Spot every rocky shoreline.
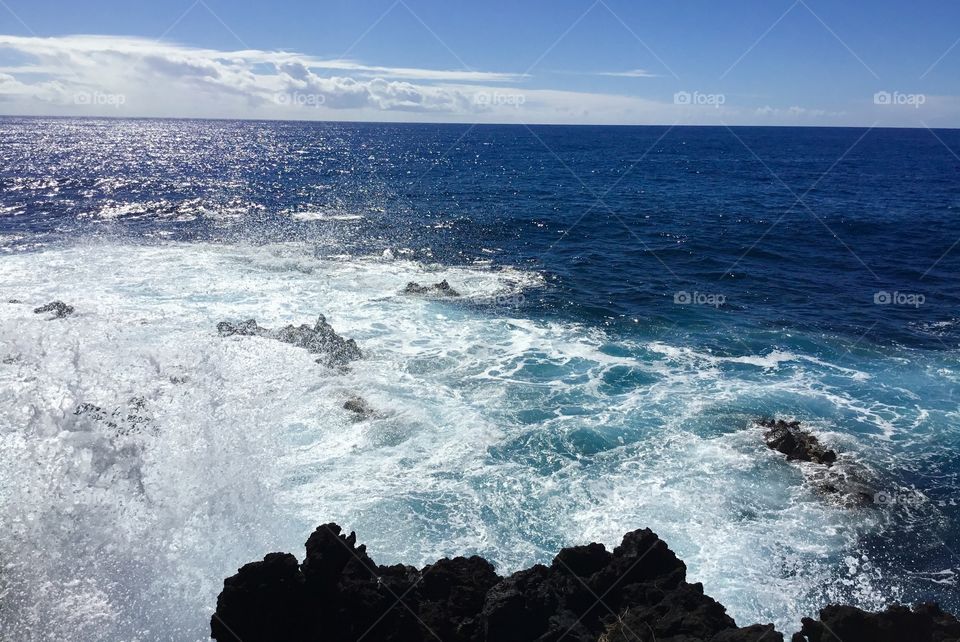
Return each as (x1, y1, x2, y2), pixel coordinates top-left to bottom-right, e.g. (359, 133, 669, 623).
(210, 523, 960, 642)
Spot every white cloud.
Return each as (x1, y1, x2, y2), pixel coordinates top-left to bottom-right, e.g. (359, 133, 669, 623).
(754, 105, 839, 119)
(595, 69, 659, 78)
(0, 34, 953, 126)
(0, 35, 524, 117)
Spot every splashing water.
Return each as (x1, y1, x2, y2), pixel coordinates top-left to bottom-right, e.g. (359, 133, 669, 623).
(2, 240, 956, 639)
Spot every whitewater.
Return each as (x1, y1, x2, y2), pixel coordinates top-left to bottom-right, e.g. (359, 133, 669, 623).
(4, 239, 948, 640)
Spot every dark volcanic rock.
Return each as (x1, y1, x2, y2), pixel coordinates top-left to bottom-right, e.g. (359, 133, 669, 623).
(711, 625, 784, 641)
(403, 279, 461, 297)
(757, 418, 877, 506)
(212, 523, 960, 642)
(759, 419, 837, 466)
(602, 601, 782, 641)
(215, 522, 499, 642)
(217, 314, 361, 367)
(212, 523, 780, 642)
(792, 602, 960, 642)
(211, 553, 310, 642)
(33, 300, 74, 319)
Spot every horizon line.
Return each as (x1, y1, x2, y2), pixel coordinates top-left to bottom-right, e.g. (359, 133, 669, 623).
(0, 113, 956, 131)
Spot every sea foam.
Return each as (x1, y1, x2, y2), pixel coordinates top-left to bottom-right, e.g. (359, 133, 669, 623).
(0, 241, 933, 639)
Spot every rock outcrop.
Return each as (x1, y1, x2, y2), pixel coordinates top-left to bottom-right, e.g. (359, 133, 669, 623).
(212, 523, 960, 641)
(33, 300, 74, 319)
(403, 280, 461, 297)
(757, 418, 876, 506)
(212, 523, 781, 642)
(217, 315, 361, 368)
(759, 419, 837, 465)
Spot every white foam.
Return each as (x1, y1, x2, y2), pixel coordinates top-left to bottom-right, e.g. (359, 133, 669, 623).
(0, 241, 909, 639)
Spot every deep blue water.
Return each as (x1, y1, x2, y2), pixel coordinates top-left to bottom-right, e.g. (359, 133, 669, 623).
(1, 117, 959, 639)
(3, 119, 959, 346)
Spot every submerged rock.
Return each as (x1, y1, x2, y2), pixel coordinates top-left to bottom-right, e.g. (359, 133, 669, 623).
(813, 473, 877, 507)
(343, 396, 376, 421)
(403, 279, 461, 297)
(217, 314, 361, 368)
(759, 419, 837, 465)
(212, 523, 781, 642)
(793, 602, 960, 642)
(33, 300, 74, 319)
(75, 396, 153, 435)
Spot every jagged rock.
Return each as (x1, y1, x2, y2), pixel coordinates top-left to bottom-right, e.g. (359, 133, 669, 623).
(212, 523, 780, 642)
(33, 300, 74, 319)
(759, 419, 837, 466)
(343, 396, 376, 421)
(217, 314, 361, 368)
(214, 523, 499, 642)
(403, 280, 461, 297)
(212, 523, 960, 642)
(792, 602, 960, 642)
(300, 523, 369, 592)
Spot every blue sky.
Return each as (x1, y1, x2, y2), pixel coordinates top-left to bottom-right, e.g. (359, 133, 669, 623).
(0, 0, 958, 126)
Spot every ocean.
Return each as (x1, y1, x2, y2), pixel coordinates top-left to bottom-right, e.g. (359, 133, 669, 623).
(1, 117, 958, 640)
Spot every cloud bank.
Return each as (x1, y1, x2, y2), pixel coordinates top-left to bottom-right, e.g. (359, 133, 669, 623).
(0, 35, 956, 126)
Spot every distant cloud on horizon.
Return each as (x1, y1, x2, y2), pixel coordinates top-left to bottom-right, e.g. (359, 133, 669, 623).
(595, 69, 660, 78)
(0, 34, 956, 127)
